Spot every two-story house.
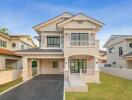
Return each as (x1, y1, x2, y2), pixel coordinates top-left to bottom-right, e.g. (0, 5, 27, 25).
(104, 35, 132, 69)
(0, 28, 36, 70)
(16, 12, 104, 92)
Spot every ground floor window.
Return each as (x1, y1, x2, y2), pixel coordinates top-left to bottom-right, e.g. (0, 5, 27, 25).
(70, 59, 87, 73)
(53, 61, 58, 68)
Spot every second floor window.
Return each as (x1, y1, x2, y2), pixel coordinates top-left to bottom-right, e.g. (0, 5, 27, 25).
(109, 47, 114, 53)
(0, 40, 7, 48)
(71, 33, 89, 46)
(21, 45, 24, 50)
(119, 47, 123, 56)
(47, 36, 60, 47)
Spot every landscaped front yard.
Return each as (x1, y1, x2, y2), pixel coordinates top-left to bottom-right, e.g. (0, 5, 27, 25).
(66, 73, 132, 100)
(0, 78, 22, 93)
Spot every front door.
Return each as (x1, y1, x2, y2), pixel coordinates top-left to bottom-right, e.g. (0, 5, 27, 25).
(70, 59, 87, 73)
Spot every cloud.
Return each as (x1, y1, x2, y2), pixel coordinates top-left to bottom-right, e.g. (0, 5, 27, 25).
(0, 1, 132, 48)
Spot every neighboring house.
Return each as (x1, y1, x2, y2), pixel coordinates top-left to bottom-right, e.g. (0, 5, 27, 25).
(99, 50, 107, 63)
(104, 35, 132, 69)
(16, 12, 104, 92)
(0, 28, 36, 70)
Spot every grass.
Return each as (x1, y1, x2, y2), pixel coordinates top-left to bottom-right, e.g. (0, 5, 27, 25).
(66, 73, 132, 100)
(0, 78, 22, 93)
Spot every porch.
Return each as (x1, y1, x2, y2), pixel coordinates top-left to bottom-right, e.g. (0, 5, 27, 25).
(64, 54, 100, 92)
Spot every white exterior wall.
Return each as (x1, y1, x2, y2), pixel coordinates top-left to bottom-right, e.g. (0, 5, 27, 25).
(40, 32, 63, 49)
(0, 34, 11, 49)
(107, 41, 127, 68)
(100, 67, 132, 80)
(0, 55, 21, 70)
(11, 40, 32, 51)
(40, 59, 64, 74)
(107, 39, 132, 68)
(0, 69, 22, 85)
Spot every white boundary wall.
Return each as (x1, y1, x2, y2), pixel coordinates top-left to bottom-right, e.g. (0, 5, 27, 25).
(0, 69, 22, 85)
(100, 67, 132, 80)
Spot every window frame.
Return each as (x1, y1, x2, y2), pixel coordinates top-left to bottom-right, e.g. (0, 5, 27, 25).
(71, 33, 89, 46)
(129, 43, 132, 48)
(12, 43, 16, 48)
(119, 47, 123, 56)
(109, 47, 114, 53)
(47, 36, 60, 47)
(53, 61, 58, 68)
(0, 39, 7, 48)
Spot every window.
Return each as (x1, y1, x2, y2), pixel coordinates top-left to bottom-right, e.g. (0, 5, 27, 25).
(129, 43, 132, 48)
(53, 61, 58, 68)
(47, 36, 60, 47)
(109, 47, 114, 53)
(12, 43, 16, 48)
(0, 40, 7, 48)
(112, 62, 116, 65)
(21, 45, 24, 50)
(119, 47, 123, 56)
(71, 33, 89, 46)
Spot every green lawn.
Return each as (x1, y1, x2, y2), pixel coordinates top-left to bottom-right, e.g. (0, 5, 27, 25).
(0, 78, 22, 93)
(66, 73, 132, 100)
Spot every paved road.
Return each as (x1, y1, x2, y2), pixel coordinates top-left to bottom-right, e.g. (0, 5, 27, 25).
(0, 74, 64, 100)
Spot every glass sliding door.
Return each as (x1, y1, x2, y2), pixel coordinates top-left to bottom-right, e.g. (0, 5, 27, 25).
(70, 59, 87, 73)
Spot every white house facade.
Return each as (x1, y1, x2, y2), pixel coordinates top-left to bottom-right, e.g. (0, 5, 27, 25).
(16, 12, 104, 92)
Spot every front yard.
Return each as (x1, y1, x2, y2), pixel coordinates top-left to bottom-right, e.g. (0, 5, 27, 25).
(66, 73, 132, 100)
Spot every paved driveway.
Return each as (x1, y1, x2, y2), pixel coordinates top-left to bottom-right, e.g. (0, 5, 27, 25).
(0, 74, 64, 100)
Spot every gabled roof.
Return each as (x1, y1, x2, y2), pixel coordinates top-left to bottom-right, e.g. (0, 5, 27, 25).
(32, 12, 73, 29)
(0, 48, 21, 57)
(99, 50, 107, 55)
(57, 13, 104, 27)
(122, 52, 132, 57)
(104, 35, 132, 48)
(10, 35, 37, 48)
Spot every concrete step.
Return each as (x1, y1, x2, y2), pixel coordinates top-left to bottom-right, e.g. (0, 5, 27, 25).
(68, 74, 88, 92)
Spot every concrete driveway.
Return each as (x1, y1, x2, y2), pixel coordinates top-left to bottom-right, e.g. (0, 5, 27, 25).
(0, 74, 64, 100)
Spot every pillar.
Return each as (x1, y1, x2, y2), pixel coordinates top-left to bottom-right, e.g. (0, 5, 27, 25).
(29, 59, 32, 79)
(22, 57, 28, 81)
(95, 57, 99, 70)
(65, 57, 68, 70)
(64, 57, 69, 80)
(37, 59, 41, 75)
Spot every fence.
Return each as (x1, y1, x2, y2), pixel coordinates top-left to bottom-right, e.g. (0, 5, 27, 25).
(0, 69, 22, 85)
(100, 67, 132, 80)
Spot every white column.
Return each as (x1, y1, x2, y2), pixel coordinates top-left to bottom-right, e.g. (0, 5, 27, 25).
(0, 56, 5, 70)
(22, 57, 28, 81)
(65, 57, 69, 70)
(29, 59, 32, 79)
(37, 59, 41, 75)
(95, 58, 99, 70)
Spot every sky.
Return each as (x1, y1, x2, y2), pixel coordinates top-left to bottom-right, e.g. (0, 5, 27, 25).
(0, 0, 132, 49)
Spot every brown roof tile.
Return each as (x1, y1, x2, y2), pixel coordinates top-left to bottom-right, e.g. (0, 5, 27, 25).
(0, 48, 21, 57)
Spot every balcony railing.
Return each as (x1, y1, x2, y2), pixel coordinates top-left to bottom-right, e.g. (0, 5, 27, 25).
(70, 40, 96, 46)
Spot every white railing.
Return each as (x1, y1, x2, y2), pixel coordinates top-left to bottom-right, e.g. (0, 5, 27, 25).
(80, 69, 97, 76)
(80, 69, 83, 79)
(68, 69, 71, 81)
(70, 40, 95, 46)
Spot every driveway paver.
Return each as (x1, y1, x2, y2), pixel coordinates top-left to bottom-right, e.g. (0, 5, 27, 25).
(0, 74, 64, 100)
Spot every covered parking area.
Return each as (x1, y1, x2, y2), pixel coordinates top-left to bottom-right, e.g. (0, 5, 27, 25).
(16, 49, 64, 81)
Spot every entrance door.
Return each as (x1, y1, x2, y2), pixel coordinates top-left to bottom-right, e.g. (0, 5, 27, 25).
(70, 59, 87, 73)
